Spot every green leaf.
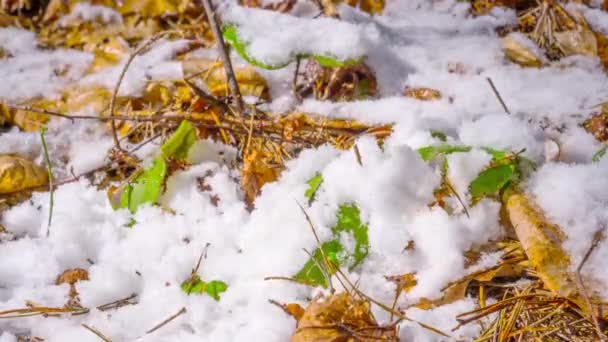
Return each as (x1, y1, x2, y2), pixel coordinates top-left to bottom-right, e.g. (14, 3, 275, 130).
(332, 204, 368, 269)
(469, 163, 516, 200)
(161, 120, 197, 160)
(204, 280, 228, 301)
(481, 147, 510, 160)
(313, 55, 361, 68)
(592, 145, 607, 162)
(181, 276, 228, 301)
(417, 144, 471, 162)
(222, 25, 290, 70)
(120, 158, 167, 213)
(294, 240, 342, 288)
(304, 173, 323, 204)
(181, 275, 205, 294)
(430, 131, 447, 142)
(293, 203, 369, 288)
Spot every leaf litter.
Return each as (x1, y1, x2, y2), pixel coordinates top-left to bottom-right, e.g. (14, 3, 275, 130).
(1, 0, 608, 341)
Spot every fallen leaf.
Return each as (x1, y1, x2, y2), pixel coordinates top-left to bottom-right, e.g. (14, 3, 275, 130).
(182, 58, 270, 100)
(0, 155, 48, 194)
(292, 292, 398, 342)
(583, 109, 608, 142)
(56, 268, 89, 285)
(502, 33, 544, 67)
(241, 148, 282, 210)
(502, 189, 575, 298)
(554, 25, 598, 57)
(403, 87, 442, 101)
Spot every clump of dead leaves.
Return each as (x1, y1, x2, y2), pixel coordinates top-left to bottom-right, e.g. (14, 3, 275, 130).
(273, 292, 398, 342)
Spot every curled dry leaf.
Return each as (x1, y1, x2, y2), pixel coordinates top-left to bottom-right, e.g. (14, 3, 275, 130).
(554, 25, 598, 57)
(241, 148, 282, 210)
(56, 268, 89, 309)
(56, 268, 89, 285)
(403, 87, 442, 101)
(291, 292, 398, 342)
(297, 59, 377, 102)
(583, 107, 608, 142)
(0, 155, 48, 194)
(502, 33, 544, 67)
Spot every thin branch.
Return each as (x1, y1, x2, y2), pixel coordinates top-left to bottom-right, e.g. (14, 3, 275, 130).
(82, 323, 113, 342)
(109, 32, 169, 151)
(575, 229, 607, 341)
(199, 0, 244, 113)
(296, 201, 335, 292)
(145, 307, 187, 335)
(486, 77, 510, 115)
(39, 128, 54, 237)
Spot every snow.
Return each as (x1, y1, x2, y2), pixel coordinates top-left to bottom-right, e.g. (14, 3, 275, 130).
(59, 3, 123, 26)
(1, 0, 608, 340)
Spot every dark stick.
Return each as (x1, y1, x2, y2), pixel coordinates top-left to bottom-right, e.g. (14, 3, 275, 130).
(199, 0, 244, 113)
(486, 77, 510, 115)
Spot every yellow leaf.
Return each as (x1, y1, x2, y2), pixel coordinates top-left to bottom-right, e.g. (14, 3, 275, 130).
(120, 0, 185, 17)
(3, 99, 59, 131)
(403, 87, 442, 101)
(55, 268, 89, 285)
(292, 292, 398, 342)
(554, 26, 598, 57)
(241, 149, 282, 210)
(502, 34, 544, 68)
(0, 155, 48, 194)
(502, 190, 576, 298)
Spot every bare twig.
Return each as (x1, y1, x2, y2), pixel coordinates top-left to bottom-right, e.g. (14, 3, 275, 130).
(575, 229, 607, 341)
(353, 144, 362, 166)
(82, 323, 113, 342)
(444, 181, 470, 218)
(199, 0, 244, 113)
(486, 77, 510, 115)
(296, 201, 335, 292)
(109, 32, 169, 151)
(39, 128, 54, 236)
(145, 307, 187, 335)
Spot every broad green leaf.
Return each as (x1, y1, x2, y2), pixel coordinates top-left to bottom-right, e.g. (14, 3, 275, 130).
(332, 204, 368, 269)
(120, 158, 167, 213)
(469, 163, 516, 200)
(161, 120, 197, 160)
(592, 145, 607, 162)
(204, 280, 228, 301)
(417, 144, 471, 162)
(304, 173, 323, 203)
(222, 25, 290, 70)
(181, 275, 206, 294)
(294, 240, 342, 288)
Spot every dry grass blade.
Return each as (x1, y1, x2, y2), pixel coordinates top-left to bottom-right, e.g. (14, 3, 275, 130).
(82, 323, 113, 342)
(145, 307, 187, 335)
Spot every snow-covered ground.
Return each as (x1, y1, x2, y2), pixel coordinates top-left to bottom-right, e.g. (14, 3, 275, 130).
(1, 0, 608, 341)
